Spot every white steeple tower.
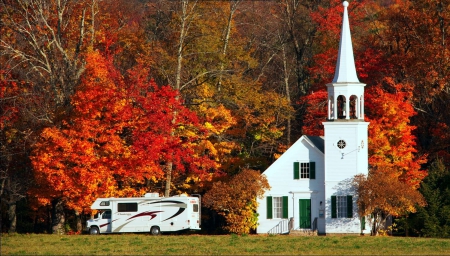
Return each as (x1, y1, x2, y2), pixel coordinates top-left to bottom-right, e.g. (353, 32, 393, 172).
(322, 1, 370, 234)
(326, 1, 365, 121)
(332, 1, 359, 84)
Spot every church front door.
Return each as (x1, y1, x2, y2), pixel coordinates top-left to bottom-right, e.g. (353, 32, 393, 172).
(299, 199, 311, 229)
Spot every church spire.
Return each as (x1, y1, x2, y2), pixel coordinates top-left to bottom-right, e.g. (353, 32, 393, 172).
(332, 1, 359, 83)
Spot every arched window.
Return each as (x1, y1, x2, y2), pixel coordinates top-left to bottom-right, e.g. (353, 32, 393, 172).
(350, 95, 358, 119)
(337, 95, 346, 119)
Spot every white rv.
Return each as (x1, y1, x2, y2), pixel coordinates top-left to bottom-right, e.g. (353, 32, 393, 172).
(85, 193, 201, 235)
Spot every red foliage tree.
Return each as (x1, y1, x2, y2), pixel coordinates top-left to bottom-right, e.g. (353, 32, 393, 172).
(31, 51, 219, 219)
(299, 90, 327, 136)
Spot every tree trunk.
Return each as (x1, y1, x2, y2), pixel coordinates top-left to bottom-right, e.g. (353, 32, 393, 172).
(51, 198, 65, 235)
(281, 43, 292, 146)
(217, 1, 240, 92)
(8, 203, 16, 233)
(165, 0, 197, 197)
(75, 210, 82, 232)
(175, 0, 196, 91)
(164, 161, 173, 197)
(372, 212, 377, 236)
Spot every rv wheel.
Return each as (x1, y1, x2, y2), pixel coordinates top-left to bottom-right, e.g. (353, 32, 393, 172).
(150, 226, 160, 236)
(89, 226, 100, 235)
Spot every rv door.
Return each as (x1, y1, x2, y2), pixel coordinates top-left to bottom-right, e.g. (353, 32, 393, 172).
(101, 210, 112, 233)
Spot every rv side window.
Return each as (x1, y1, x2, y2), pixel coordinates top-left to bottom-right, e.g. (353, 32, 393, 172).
(118, 203, 138, 212)
(193, 204, 199, 212)
(102, 210, 111, 219)
(100, 201, 110, 206)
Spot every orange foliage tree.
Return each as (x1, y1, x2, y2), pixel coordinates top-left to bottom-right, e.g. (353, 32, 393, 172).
(365, 78, 427, 189)
(353, 171, 425, 236)
(203, 169, 270, 234)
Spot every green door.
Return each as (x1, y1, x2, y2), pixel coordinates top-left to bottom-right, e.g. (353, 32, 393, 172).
(299, 199, 311, 229)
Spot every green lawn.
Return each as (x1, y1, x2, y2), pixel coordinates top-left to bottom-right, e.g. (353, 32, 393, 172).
(2, 233, 450, 255)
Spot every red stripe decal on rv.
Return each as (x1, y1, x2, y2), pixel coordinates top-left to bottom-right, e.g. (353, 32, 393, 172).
(126, 211, 162, 221)
(100, 219, 118, 228)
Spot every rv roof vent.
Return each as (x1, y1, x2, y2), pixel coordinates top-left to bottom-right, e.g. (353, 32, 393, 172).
(144, 193, 160, 198)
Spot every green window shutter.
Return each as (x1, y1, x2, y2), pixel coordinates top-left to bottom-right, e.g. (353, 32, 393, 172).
(267, 196, 273, 219)
(331, 196, 337, 218)
(310, 162, 316, 179)
(293, 162, 299, 179)
(361, 216, 366, 230)
(282, 196, 289, 219)
(347, 195, 353, 218)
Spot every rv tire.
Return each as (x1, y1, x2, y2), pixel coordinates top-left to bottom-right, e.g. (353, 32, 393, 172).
(89, 226, 100, 235)
(150, 226, 160, 236)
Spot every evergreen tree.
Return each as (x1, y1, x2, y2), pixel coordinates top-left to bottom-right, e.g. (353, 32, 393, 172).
(411, 159, 450, 237)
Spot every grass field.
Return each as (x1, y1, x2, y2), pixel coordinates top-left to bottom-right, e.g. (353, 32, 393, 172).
(2, 233, 450, 255)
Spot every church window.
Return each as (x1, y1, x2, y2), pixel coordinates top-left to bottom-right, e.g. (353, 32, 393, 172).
(266, 196, 288, 219)
(331, 195, 353, 218)
(293, 162, 316, 179)
(273, 197, 283, 218)
(337, 140, 346, 149)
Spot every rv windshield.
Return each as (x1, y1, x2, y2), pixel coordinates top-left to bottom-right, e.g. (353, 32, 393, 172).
(102, 210, 111, 219)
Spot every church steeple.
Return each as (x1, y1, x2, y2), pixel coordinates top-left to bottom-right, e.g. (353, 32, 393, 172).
(323, 1, 370, 235)
(332, 1, 359, 83)
(326, 1, 365, 121)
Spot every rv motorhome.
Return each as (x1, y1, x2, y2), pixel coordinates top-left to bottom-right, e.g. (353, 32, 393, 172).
(85, 193, 201, 235)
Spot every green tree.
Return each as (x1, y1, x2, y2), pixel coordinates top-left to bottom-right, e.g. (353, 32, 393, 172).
(410, 158, 450, 237)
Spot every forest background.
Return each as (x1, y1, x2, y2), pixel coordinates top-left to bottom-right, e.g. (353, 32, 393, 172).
(1, 0, 450, 237)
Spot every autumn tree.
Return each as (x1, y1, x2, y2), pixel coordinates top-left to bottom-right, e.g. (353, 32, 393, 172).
(354, 171, 426, 236)
(207, 1, 294, 170)
(0, 0, 160, 233)
(30, 51, 134, 234)
(31, 51, 220, 233)
(227, 0, 328, 145)
(1, 0, 97, 234)
(0, 70, 33, 233)
(0, 0, 93, 120)
(203, 169, 270, 234)
(188, 84, 239, 183)
(145, 0, 294, 175)
(365, 79, 427, 189)
(369, 0, 450, 167)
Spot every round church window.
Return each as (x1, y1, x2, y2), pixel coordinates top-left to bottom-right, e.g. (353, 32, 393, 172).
(337, 140, 346, 149)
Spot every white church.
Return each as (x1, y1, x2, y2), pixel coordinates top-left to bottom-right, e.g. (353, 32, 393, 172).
(256, 1, 371, 235)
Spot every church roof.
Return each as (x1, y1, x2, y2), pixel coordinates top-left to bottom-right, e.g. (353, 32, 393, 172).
(304, 135, 324, 154)
(332, 1, 359, 83)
